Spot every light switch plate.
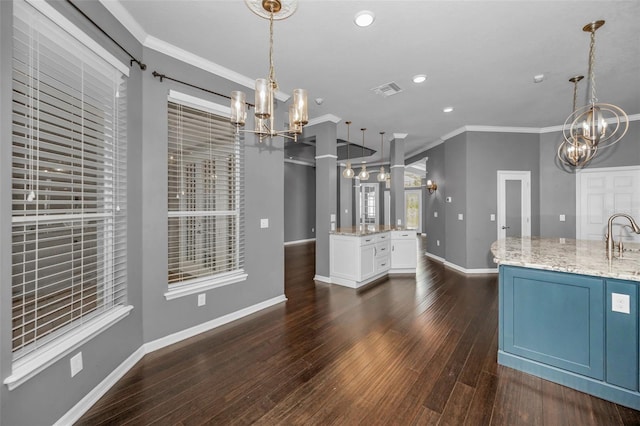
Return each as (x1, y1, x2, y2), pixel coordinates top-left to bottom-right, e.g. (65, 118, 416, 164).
(260, 218, 269, 228)
(434, 211, 438, 218)
(559, 214, 566, 222)
(458, 213, 464, 221)
(612, 293, 630, 314)
(330, 214, 336, 222)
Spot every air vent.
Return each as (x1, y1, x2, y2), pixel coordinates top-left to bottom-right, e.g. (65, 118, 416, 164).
(371, 81, 403, 97)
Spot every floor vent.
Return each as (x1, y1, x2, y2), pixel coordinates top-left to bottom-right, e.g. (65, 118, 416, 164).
(371, 81, 403, 97)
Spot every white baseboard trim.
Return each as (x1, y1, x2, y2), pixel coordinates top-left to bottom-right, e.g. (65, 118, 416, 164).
(444, 261, 498, 275)
(54, 346, 146, 426)
(313, 275, 331, 284)
(425, 252, 445, 263)
(426, 252, 498, 275)
(54, 294, 287, 425)
(284, 238, 316, 246)
(145, 294, 287, 353)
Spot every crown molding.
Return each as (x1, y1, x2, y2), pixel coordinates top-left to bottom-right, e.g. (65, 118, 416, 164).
(306, 114, 342, 127)
(99, 0, 147, 44)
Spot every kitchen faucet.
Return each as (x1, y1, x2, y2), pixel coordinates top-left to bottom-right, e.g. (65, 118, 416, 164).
(605, 213, 640, 260)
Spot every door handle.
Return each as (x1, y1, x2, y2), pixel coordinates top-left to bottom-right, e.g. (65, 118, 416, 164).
(501, 226, 510, 229)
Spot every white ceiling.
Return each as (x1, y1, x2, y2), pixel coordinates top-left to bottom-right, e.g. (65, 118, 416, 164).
(106, 0, 640, 164)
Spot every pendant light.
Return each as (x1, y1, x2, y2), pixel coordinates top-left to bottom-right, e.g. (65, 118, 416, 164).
(358, 128, 369, 181)
(377, 131, 386, 182)
(230, 0, 308, 142)
(342, 121, 355, 178)
(562, 20, 628, 155)
(558, 75, 597, 167)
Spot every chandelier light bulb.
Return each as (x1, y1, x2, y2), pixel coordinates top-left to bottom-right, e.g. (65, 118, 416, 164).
(377, 166, 386, 182)
(358, 165, 369, 181)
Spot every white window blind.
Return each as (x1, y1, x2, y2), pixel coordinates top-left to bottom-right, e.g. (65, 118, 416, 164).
(167, 100, 245, 288)
(11, 0, 128, 361)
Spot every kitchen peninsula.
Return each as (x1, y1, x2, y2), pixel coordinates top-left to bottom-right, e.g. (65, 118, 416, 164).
(330, 226, 417, 288)
(492, 236, 640, 409)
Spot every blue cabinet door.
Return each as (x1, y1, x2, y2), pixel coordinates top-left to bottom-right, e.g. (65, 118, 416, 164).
(502, 266, 604, 380)
(606, 279, 638, 391)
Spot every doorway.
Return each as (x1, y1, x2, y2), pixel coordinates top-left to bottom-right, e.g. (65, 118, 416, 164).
(576, 166, 640, 242)
(497, 170, 531, 240)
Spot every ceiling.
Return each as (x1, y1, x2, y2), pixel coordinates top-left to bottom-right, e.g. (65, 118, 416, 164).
(105, 0, 640, 165)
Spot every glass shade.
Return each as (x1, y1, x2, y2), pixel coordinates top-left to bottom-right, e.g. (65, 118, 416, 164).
(288, 104, 302, 134)
(343, 161, 355, 178)
(230, 91, 246, 126)
(255, 78, 271, 119)
(358, 165, 369, 181)
(292, 88, 308, 125)
(377, 167, 386, 182)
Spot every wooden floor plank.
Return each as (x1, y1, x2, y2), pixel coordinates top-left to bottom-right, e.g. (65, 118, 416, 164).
(75, 237, 639, 425)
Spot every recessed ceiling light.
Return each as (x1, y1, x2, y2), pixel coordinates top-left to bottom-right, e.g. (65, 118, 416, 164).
(412, 74, 427, 84)
(354, 10, 375, 27)
(533, 74, 545, 83)
(443, 107, 454, 113)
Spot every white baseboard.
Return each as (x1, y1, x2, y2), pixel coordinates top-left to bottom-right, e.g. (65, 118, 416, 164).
(55, 294, 287, 425)
(426, 252, 498, 275)
(145, 294, 287, 353)
(313, 275, 331, 283)
(284, 238, 316, 246)
(54, 346, 146, 426)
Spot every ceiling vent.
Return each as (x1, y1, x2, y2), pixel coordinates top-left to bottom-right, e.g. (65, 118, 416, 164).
(371, 81, 403, 97)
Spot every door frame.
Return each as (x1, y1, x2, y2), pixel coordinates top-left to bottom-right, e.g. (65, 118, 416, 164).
(575, 165, 640, 240)
(497, 170, 531, 240)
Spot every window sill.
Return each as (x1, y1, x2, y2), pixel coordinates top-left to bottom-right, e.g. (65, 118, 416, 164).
(4, 305, 134, 391)
(164, 271, 248, 301)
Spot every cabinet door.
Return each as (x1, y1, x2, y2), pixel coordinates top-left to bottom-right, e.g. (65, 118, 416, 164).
(360, 244, 376, 280)
(606, 279, 638, 390)
(391, 239, 417, 269)
(502, 266, 604, 380)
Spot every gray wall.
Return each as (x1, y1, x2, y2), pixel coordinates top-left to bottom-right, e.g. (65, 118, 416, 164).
(0, 2, 286, 424)
(424, 143, 446, 258)
(539, 121, 640, 237)
(284, 162, 316, 242)
(465, 131, 540, 269)
(444, 133, 468, 268)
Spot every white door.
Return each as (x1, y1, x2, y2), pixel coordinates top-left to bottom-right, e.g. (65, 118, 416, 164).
(497, 171, 531, 240)
(405, 189, 422, 233)
(576, 166, 640, 242)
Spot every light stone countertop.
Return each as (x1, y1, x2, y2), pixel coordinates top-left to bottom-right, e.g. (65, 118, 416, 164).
(491, 237, 640, 282)
(330, 225, 406, 236)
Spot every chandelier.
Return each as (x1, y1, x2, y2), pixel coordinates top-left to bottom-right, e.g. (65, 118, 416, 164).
(558, 76, 597, 167)
(358, 128, 369, 181)
(561, 20, 628, 164)
(342, 121, 355, 178)
(377, 131, 387, 182)
(230, 0, 308, 141)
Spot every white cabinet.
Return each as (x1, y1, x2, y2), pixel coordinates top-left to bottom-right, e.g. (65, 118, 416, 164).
(330, 232, 390, 288)
(390, 231, 417, 273)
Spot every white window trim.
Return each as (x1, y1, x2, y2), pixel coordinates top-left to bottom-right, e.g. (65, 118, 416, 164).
(4, 305, 134, 391)
(168, 90, 231, 116)
(164, 270, 248, 301)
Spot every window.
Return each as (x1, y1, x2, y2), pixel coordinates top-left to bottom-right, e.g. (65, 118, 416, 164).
(166, 94, 245, 298)
(358, 183, 378, 225)
(11, 0, 128, 365)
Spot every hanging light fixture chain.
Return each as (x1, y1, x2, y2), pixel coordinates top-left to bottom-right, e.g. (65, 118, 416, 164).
(269, 5, 278, 90)
(588, 27, 597, 103)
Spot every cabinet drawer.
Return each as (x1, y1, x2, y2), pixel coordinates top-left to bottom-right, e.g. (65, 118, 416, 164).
(375, 241, 390, 258)
(375, 232, 390, 242)
(359, 235, 376, 246)
(376, 255, 390, 273)
(391, 231, 414, 240)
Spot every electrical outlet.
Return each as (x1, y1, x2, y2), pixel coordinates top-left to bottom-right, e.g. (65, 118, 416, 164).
(436, 240, 440, 246)
(559, 214, 566, 222)
(612, 293, 630, 314)
(70, 352, 83, 377)
(434, 211, 438, 218)
(260, 218, 269, 228)
(458, 213, 464, 221)
(312, 227, 315, 233)
(490, 214, 496, 222)
(198, 293, 206, 306)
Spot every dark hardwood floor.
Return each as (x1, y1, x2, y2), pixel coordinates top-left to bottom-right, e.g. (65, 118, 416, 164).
(76, 237, 640, 425)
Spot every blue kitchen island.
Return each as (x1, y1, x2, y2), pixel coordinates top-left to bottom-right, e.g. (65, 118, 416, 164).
(491, 237, 640, 409)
